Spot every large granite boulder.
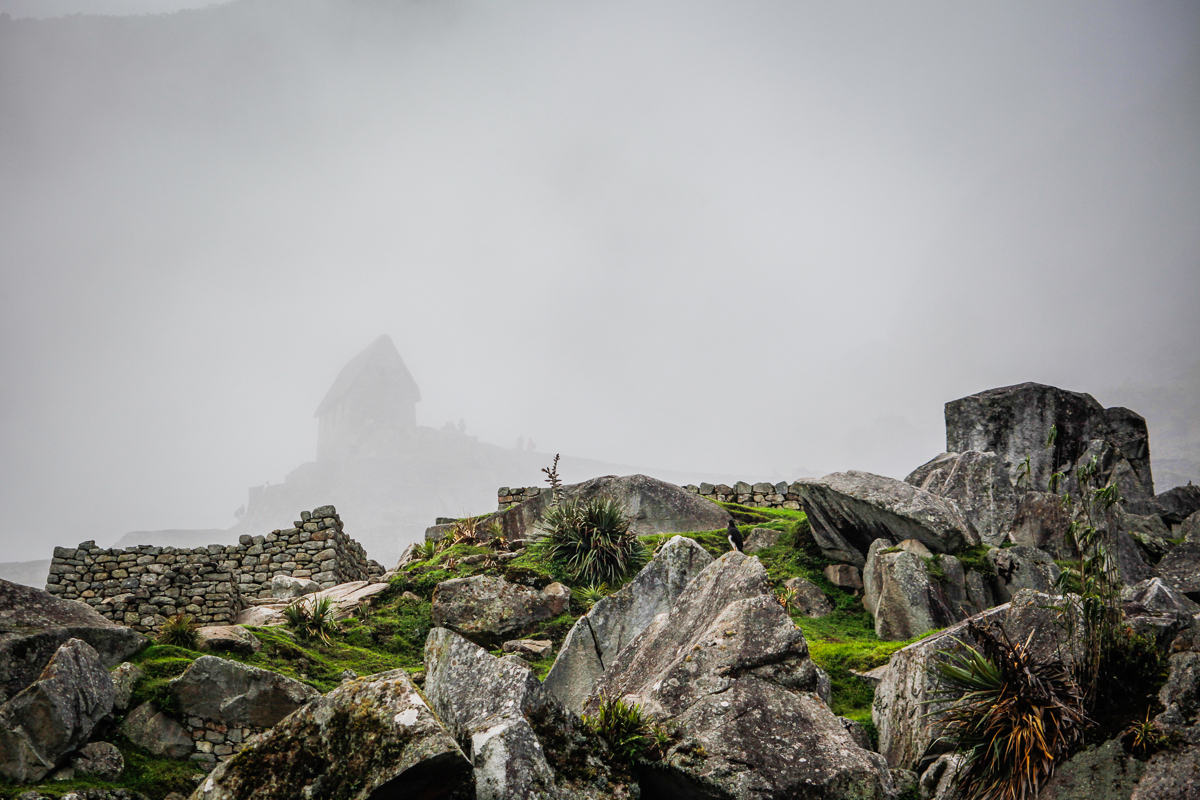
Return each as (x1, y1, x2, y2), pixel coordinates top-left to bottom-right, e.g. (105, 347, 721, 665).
(1185, 510, 1200, 544)
(121, 701, 195, 759)
(862, 540, 961, 641)
(782, 575, 834, 618)
(0, 578, 146, 704)
(0, 638, 115, 782)
(71, 741, 124, 781)
(432, 575, 569, 647)
(793, 471, 978, 566)
(489, 474, 732, 544)
(168, 655, 319, 729)
(1039, 739, 1147, 800)
(195, 625, 261, 656)
(873, 591, 1085, 770)
(945, 383, 1154, 500)
(190, 670, 473, 800)
(588, 551, 894, 799)
(425, 627, 628, 799)
(544, 535, 713, 712)
(906, 451, 1017, 546)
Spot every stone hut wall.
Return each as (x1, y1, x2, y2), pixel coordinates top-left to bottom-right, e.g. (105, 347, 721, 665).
(45, 505, 379, 633)
(497, 481, 807, 512)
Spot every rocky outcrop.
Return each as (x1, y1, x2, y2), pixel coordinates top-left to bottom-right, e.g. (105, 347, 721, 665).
(425, 627, 627, 799)
(945, 383, 1154, 501)
(743, 527, 782, 553)
(489, 474, 732, 544)
(195, 625, 261, 656)
(1039, 739, 1147, 800)
(1184, 510, 1200, 544)
(545, 535, 713, 712)
(168, 655, 320, 729)
(432, 575, 569, 647)
(588, 551, 893, 799)
(190, 670, 473, 800)
(270, 575, 319, 599)
(873, 591, 1085, 770)
(0, 638, 115, 783)
(862, 540, 961, 641)
(121, 701, 195, 759)
(1152, 485, 1200, 527)
(0, 578, 146, 704)
(1120, 577, 1198, 648)
(793, 471, 979, 567)
(906, 451, 1017, 546)
(110, 662, 142, 711)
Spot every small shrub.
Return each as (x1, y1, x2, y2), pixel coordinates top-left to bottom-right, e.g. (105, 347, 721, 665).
(926, 621, 1087, 800)
(532, 497, 648, 585)
(157, 613, 199, 649)
(283, 596, 337, 644)
(576, 582, 610, 610)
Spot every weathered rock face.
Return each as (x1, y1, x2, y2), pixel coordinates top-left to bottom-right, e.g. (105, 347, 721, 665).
(743, 528, 782, 553)
(1010, 491, 1073, 557)
(0, 638, 115, 783)
(873, 591, 1085, 770)
(793, 471, 979, 567)
(945, 383, 1154, 501)
(1120, 577, 1199, 649)
(489, 474, 732, 544)
(989, 545, 1061, 603)
(425, 627, 627, 800)
(544, 535, 713, 712)
(782, 575, 834, 618)
(1130, 736, 1200, 800)
(1039, 739, 1147, 800)
(432, 575, 570, 648)
(110, 662, 143, 711)
(862, 540, 960, 641)
(1184, 510, 1200, 544)
(195, 625, 262, 656)
(121, 701, 195, 759)
(0, 578, 146, 704)
(589, 551, 893, 800)
(191, 670, 473, 800)
(168, 655, 320, 729)
(1156, 542, 1200, 600)
(824, 564, 863, 592)
(906, 451, 1017, 546)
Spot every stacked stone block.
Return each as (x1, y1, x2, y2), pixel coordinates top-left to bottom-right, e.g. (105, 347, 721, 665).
(45, 505, 381, 633)
(185, 716, 257, 763)
(496, 485, 547, 510)
(497, 482, 805, 513)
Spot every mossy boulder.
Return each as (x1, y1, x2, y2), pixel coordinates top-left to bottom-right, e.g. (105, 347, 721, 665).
(191, 669, 472, 800)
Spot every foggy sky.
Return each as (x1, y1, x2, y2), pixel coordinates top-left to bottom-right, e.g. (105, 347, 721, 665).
(1, 0, 1198, 563)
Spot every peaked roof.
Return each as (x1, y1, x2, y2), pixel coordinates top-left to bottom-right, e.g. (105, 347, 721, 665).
(314, 335, 420, 417)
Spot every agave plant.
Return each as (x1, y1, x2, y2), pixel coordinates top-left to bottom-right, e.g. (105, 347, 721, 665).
(283, 595, 337, 644)
(584, 693, 670, 765)
(531, 497, 648, 585)
(926, 621, 1088, 800)
(576, 582, 610, 610)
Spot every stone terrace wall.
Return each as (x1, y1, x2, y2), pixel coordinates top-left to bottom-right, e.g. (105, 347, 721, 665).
(45, 505, 380, 633)
(497, 481, 806, 512)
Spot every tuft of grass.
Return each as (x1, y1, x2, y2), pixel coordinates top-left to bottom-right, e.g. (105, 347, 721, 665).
(156, 613, 199, 649)
(283, 595, 337, 644)
(584, 694, 673, 765)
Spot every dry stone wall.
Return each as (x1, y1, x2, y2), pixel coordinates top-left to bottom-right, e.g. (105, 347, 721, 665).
(45, 505, 380, 634)
(497, 481, 805, 512)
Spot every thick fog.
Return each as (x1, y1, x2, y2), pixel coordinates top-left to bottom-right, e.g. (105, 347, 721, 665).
(1, 0, 1198, 564)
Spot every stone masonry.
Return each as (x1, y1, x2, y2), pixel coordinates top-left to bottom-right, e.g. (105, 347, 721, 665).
(45, 505, 381, 634)
(498, 481, 804, 512)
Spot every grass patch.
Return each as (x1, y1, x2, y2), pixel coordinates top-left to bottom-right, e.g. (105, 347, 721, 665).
(955, 544, 997, 578)
(127, 643, 204, 715)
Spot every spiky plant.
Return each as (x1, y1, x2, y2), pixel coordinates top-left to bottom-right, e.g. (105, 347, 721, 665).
(576, 582, 610, 609)
(775, 585, 799, 613)
(926, 621, 1087, 800)
(584, 694, 669, 765)
(157, 613, 199, 649)
(532, 497, 648, 585)
(416, 539, 442, 561)
(451, 516, 482, 546)
(283, 595, 337, 644)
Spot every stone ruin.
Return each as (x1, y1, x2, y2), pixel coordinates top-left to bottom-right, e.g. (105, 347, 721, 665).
(44, 505, 382, 634)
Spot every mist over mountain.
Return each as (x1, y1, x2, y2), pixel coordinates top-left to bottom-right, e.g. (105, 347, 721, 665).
(1, 0, 1197, 566)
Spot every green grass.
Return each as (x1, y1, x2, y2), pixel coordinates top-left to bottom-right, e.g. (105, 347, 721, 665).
(0, 736, 204, 799)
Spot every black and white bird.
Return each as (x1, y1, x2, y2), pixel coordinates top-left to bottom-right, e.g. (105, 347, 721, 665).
(727, 520, 744, 553)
